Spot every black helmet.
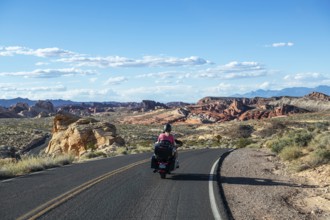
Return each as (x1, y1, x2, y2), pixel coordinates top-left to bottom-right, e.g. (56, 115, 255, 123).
(163, 123, 172, 132)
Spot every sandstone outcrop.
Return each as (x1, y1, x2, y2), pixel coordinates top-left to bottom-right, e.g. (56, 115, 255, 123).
(120, 109, 186, 125)
(46, 111, 125, 156)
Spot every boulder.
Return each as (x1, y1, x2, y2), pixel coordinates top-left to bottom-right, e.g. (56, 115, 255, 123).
(46, 112, 125, 156)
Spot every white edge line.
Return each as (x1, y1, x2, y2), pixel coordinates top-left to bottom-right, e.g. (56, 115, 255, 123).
(1, 178, 14, 183)
(209, 158, 222, 220)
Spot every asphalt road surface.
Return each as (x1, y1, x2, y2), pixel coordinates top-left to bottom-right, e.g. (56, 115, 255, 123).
(0, 148, 230, 220)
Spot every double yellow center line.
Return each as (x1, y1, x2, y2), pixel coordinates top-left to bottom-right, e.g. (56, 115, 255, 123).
(17, 158, 149, 220)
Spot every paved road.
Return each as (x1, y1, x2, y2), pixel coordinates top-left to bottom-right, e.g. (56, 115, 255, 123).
(0, 148, 229, 220)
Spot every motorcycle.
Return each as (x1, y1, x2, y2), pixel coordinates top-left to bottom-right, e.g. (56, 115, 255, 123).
(151, 139, 182, 179)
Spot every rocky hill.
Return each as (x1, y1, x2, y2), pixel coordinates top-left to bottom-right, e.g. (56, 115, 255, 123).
(0, 101, 56, 118)
(120, 92, 330, 124)
(0, 99, 171, 118)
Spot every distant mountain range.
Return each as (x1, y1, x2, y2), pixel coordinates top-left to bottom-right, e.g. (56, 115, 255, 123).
(1, 85, 329, 108)
(0, 98, 77, 108)
(0, 98, 137, 108)
(0, 98, 188, 108)
(233, 85, 330, 98)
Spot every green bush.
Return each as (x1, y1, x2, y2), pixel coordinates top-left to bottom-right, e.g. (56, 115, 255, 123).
(224, 124, 254, 139)
(308, 149, 330, 167)
(293, 131, 313, 147)
(258, 120, 287, 138)
(311, 132, 330, 149)
(314, 122, 329, 132)
(83, 151, 107, 159)
(279, 147, 303, 161)
(84, 142, 97, 152)
(235, 138, 253, 148)
(269, 137, 292, 154)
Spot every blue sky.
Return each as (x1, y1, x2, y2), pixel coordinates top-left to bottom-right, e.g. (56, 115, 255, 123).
(0, 0, 329, 102)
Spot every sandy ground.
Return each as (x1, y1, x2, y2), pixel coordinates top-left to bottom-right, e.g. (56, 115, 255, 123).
(220, 148, 330, 220)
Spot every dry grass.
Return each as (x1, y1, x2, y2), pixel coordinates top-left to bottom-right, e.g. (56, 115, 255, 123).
(0, 154, 75, 179)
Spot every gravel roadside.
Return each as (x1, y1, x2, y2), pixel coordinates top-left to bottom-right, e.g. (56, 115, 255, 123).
(220, 148, 330, 220)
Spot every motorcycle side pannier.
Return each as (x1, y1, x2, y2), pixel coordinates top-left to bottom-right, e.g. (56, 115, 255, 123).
(151, 155, 157, 168)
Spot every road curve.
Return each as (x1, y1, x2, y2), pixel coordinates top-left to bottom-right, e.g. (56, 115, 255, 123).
(0, 148, 230, 220)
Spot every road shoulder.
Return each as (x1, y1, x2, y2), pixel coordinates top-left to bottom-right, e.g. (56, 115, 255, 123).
(220, 148, 330, 220)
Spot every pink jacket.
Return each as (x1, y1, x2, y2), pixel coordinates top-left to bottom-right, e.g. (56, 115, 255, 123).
(157, 133, 175, 145)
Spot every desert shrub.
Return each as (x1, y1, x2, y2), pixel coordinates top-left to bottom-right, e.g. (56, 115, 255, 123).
(293, 131, 313, 147)
(215, 134, 222, 143)
(235, 138, 253, 148)
(115, 147, 128, 155)
(237, 125, 254, 138)
(307, 149, 330, 167)
(136, 140, 152, 148)
(312, 122, 329, 132)
(279, 147, 303, 161)
(247, 143, 261, 148)
(268, 137, 292, 154)
(53, 154, 75, 165)
(257, 121, 287, 138)
(84, 142, 97, 152)
(83, 151, 107, 159)
(131, 146, 152, 154)
(268, 129, 314, 153)
(311, 132, 330, 149)
(225, 124, 254, 139)
(185, 139, 201, 148)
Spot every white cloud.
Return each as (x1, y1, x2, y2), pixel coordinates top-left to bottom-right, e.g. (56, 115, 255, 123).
(155, 80, 173, 84)
(118, 85, 197, 102)
(258, 81, 271, 89)
(0, 68, 97, 78)
(89, 77, 98, 83)
(200, 83, 245, 97)
(1, 45, 211, 69)
(0, 46, 76, 57)
(57, 55, 211, 68)
(284, 72, 328, 81)
(136, 71, 177, 79)
(0, 84, 67, 92)
(266, 42, 294, 47)
(0, 84, 118, 101)
(35, 62, 49, 66)
(197, 61, 267, 79)
(104, 76, 127, 85)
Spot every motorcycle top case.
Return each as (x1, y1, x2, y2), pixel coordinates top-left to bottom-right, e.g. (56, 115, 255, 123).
(154, 141, 174, 160)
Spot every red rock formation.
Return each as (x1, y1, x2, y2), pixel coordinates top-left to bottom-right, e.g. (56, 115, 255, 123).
(306, 92, 330, 101)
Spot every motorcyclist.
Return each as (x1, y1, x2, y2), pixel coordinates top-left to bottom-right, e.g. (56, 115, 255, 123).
(157, 123, 179, 168)
(157, 123, 175, 144)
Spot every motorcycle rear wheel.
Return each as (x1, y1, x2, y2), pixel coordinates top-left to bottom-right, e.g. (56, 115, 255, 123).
(160, 172, 166, 179)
